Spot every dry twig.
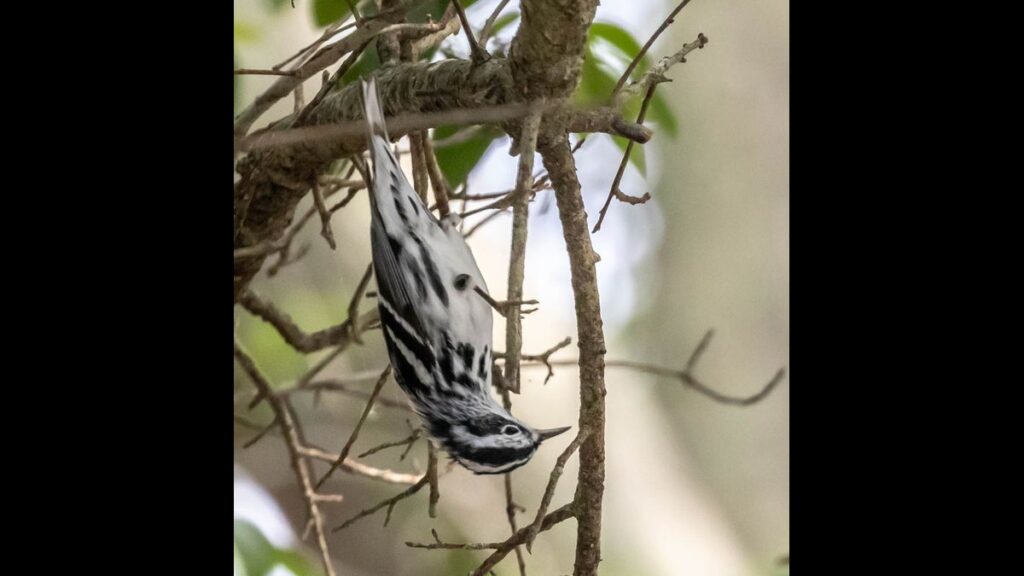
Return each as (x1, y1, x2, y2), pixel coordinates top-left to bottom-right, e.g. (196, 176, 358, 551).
(233, 341, 340, 576)
(316, 366, 393, 489)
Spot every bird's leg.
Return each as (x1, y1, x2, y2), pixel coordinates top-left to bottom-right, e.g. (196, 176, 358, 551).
(472, 286, 539, 318)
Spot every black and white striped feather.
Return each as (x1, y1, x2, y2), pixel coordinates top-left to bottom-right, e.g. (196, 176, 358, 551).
(360, 78, 568, 474)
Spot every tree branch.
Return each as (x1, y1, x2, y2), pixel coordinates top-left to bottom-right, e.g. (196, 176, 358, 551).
(233, 341, 339, 576)
(539, 138, 607, 576)
(503, 106, 542, 393)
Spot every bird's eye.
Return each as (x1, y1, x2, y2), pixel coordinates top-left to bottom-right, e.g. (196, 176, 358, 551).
(502, 425, 519, 436)
(454, 274, 470, 290)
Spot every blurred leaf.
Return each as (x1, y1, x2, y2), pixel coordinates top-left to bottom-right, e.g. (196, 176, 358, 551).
(341, 44, 381, 84)
(237, 311, 308, 383)
(585, 22, 679, 138)
(312, 0, 351, 27)
(488, 11, 521, 37)
(589, 22, 650, 73)
(234, 542, 248, 576)
(612, 134, 646, 176)
(235, 519, 316, 576)
(575, 47, 617, 106)
(264, 0, 292, 12)
(647, 90, 678, 137)
(234, 520, 276, 576)
(432, 125, 498, 187)
(234, 21, 261, 44)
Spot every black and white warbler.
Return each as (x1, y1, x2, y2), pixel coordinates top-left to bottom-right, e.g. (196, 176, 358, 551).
(361, 78, 570, 474)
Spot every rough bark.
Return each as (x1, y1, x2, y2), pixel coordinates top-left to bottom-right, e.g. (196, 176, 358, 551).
(541, 139, 607, 576)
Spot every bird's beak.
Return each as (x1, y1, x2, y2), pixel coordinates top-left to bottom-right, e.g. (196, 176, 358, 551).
(535, 426, 571, 442)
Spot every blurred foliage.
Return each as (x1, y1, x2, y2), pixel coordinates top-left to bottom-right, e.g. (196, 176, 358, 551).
(237, 308, 309, 383)
(312, 0, 351, 27)
(487, 11, 520, 38)
(235, 519, 317, 576)
(433, 126, 502, 187)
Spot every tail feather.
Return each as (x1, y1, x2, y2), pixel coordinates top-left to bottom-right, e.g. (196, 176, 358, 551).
(361, 77, 390, 141)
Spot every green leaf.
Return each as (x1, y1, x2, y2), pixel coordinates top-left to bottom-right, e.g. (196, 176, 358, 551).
(234, 519, 316, 576)
(234, 520, 276, 576)
(589, 22, 651, 73)
(312, 0, 351, 27)
(647, 90, 678, 137)
(432, 125, 499, 187)
(612, 134, 646, 176)
(575, 47, 617, 106)
(341, 44, 381, 84)
(234, 542, 248, 576)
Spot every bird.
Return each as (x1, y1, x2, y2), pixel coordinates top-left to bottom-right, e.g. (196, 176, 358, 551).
(360, 77, 570, 474)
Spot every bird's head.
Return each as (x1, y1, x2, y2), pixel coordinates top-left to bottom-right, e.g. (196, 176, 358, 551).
(428, 412, 570, 474)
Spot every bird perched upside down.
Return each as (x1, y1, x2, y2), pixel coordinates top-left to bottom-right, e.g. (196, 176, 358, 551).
(361, 78, 569, 474)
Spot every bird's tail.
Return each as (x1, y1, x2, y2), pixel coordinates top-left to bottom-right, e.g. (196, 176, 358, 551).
(361, 77, 390, 142)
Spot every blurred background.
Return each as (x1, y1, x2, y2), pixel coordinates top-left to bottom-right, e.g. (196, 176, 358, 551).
(234, 0, 788, 574)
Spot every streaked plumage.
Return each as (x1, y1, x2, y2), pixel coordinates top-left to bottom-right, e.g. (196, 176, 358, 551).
(360, 78, 568, 474)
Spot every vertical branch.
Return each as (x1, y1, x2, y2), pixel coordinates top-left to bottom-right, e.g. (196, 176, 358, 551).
(539, 138, 607, 576)
(499, 384, 527, 576)
(409, 132, 430, 201)
(234, 342, 338, 576)
(504, 107, 542, 393)
(420, 135, 452, 218)
(427, 441, 440, 518)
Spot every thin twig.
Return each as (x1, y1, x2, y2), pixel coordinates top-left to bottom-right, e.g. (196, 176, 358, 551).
(234, 17, 402, 140)
(496, 337, 572, 385)
(315, 366, 393, 489)
(420, 134, 452, 218)
(407, 529, 504, 550)
(332, 476, 429, 532)
(427, 442, 440, 518)
(281, 377, 414, 412)
(503, 106, 542, 393)
(527, 330, 786, 406)
(473, 286, 539, 319)
(238, 290, 379, 354)
(409, 132, 430, 201)
(451, 0, 489, 64)
(296, 41, 370, 126)
(610, 0, 695, 98)
(468, 504, 577, 576)
(298, 445, 423, 485)
(347, 264, 374, 345)
(235, 68, 299, 76)
(498, 384, 527, 576)
(458, 174, 551, 218)
(616, 33, 709, 105)
(592, 85, 656, 234)
(233, 341, 338, 576)
(523, 430, 589, 552)
(463, 210, 509, 237)
(358, 429, 422, 458)
(479, 0, 513, 46)
(311, 179, 337, 249)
